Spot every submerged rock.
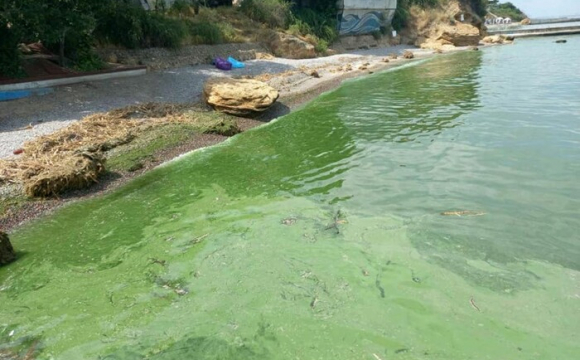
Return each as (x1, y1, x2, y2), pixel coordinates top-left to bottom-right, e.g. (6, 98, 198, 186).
(555, 39, 567, 44)
(203, 78, 279, 117)
(0, 232, 16, 266)
(482, 35, 508, 44)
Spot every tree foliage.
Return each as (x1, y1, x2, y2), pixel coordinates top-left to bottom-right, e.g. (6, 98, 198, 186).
(488, 1, 527, 21)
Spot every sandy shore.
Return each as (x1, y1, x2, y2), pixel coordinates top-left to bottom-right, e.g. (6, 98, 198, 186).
(0, 44, 477, 232)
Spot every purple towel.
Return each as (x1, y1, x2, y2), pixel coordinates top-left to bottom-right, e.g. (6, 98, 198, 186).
(214, 57, 232, 71)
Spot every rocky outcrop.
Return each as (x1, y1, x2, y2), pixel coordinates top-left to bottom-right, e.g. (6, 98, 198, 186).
(438, 23, 481, 46)
(268, 32, 316, 59)
(404, 0, 485, 51)
(203, 78, 279, 116)
(0, 232, 16, 266)
(521, 18, 531, 25)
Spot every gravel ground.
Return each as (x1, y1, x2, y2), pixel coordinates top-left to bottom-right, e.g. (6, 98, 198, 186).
(0, 45, 417, 159)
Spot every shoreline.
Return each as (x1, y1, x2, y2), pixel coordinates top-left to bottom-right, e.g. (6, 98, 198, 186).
(0, 45, 479, 234)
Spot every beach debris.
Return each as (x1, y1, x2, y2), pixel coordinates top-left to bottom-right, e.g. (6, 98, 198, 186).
(469, 46, 479, 51)
(227, 56, 245, 69)
(403, 50, 415, 59)
(148, 257, 167, 267)
(362, 269, 369, 276)
(325, 209, 347, 234)
(372, 353, 384, 360)
(440, 210, 486, 217)
(470, 296, 481, 312)
(435, 49, 444, 54)
(395, 348, 409, 354)
(188, 233, 208, 245)
(375, 275, 386, 298)
(310, 295, 319, 309)
(12, 148, 24, 155)
(213, 57, 232, 71)
(281, 217, 297, 226)
(174, 288, 188, 296)
(358, 64, 368, 71)
(411, 270, 421, 284)
(18, 123, 34, 131)
(382, 57, 390, 63)
(345, 64, 353, 71)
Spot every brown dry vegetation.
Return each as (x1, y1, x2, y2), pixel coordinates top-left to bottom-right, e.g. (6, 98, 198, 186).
(0, 103, 242, 198)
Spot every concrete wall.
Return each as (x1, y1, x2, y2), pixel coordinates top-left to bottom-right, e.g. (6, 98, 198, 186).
(337, 0, 397, 36)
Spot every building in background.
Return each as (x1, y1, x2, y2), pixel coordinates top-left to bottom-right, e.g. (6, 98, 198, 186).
(336, 0, 397, 36)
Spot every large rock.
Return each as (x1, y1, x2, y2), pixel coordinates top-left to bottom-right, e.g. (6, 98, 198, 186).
(482, 35, 508, 44)
(269, 32, 316, 59)
(204, 78, 279, 116)
(0, 232, 16, 266)
(437, 23, 481, 47)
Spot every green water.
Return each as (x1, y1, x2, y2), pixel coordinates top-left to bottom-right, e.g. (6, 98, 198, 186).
(2, 36, 580, 359)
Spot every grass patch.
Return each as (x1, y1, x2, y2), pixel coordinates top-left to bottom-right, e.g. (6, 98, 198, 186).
(0, 195, 28, 221)
(107, 124, 199, 172)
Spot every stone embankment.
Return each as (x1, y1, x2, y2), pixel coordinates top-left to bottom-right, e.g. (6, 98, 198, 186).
(97, 42, 269, 70)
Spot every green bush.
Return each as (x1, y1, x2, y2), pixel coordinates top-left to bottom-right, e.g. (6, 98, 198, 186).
(314, 39, 328, 54)
(291, 8, 338, 42)
(142, 14, 188, 48)
(94, 3, 187, 49)
(188, 21, 224, 44)
(0, 20, 23, 78)
(95, 4, 145, 49)
(240, 0, 291, 28)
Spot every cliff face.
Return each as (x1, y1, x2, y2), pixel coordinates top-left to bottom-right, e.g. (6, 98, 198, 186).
(401, 0, 485, 50)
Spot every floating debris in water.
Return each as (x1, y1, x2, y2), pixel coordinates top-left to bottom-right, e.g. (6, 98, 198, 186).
(440, 210, 486, 217)
(148, 258, 167, 267)
(470, 296, 481, 312)
(188, 233, 208, 245)
(174, 288, 188, 296)
(373, 353, 384, 360)
(310, 296, 319, 309)
(395, 348, 409, 354)
(375, 275, 386, 298)
(281, 217, 297, 226)
(325, 210, 347, 234)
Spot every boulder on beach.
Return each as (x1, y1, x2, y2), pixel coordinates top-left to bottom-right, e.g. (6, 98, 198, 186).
(521, 18, 531, 25)
(203, 78, 279, 116)
(437, 23, 481, 47)
(0, 232, 16, 266)
(403, 50, 415, 59)
(268, 32, 316, 59)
